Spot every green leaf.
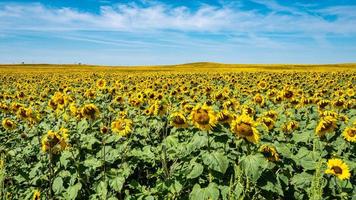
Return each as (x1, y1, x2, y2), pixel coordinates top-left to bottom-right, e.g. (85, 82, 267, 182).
(190, 183, 220, 200)
(187, 163, 204, 179)
(169, 180, 182, 194)
(77, 119, 89, 134)
(294, 147, 320, 170)
(240, 154, 268, 183)
(110, 176, 125, 192)
(60, 151, 72, 168)
(84, 157, 102, 169)
(291, 172, 312, 189)
(292, 131, 312, 143)
(97, 181, 108, 200)
(53, 177, 64, 194)
(66, 182, 82, 200)
(202, 152, 229, 174)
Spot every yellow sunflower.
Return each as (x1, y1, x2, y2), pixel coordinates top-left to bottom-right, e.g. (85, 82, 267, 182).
(217, 109, 234, 124)
(325, 158, 351, 180)
(346, 88, 354, 97)
(260, 144, 279, 161)
(111, 118, 133, 137)
(259, 117, 275, 130)
(283, 121, 299, 133)
(41, 128, 69, 154)
(2, 118, 16, 130)
(343, 127, 356, 142)
(258, 81, 267, 90)
(81, 104, 100, 120)
(263, 110, 278, 121)
(230, 114, 260, 144)
(315, 116, 337, 137)
(253, 93, 265, 106)
(190, 103, 217, 131)
(96, 79, 107, 89)
(33, 189, 40, 200)
(170, 112, 189, 128)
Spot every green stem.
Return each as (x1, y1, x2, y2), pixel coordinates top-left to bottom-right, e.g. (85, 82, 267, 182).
(48, 149, 54, 200)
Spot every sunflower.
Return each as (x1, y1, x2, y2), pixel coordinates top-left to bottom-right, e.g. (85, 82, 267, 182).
(41, 128, 69, 154)
(241, 105, 255, 116)
(111, 118, 133, 137)
(2, 118, 16, 130)
(260, 144, 279, 161)
(263, 110, 278, 121)
(81, 104, 100, 120)
(343, 127, 356, 142)
(346, 88, 354, 97)
(258, 81, 267, 90)
(325, 158, 351, 180)
(283, 121, 299, 133)
(332, 98, 346, 109)
(190, 103, 217, 131)
(170, 112, 189, 128)
(33, 189, 40, 200)
(230, 114, 260, 144)
(253, 93, 265, 106)
(100, 126, 109, 134)
(96, 79, 107, 89)
(281, 87, 295, 100)
(315, 116, 337, 137)
(150, 101, 167, 117)
(217, 109, 233, 124)
(84, 89, 96, 99)
(317, 100, 330, 110)
(259, 117, 275, 130)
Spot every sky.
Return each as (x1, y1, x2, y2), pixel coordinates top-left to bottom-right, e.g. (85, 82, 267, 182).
(0, 0, 355, 65)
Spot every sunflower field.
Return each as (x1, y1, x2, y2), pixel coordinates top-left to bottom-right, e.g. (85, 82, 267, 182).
(0, 64, 355, 200)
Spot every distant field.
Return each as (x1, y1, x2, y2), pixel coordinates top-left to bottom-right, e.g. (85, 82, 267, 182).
(0, 62, 356, 73)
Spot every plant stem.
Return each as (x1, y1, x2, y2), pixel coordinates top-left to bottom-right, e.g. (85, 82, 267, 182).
(48, 149, 54, 200)
(207, 131, 211, 153)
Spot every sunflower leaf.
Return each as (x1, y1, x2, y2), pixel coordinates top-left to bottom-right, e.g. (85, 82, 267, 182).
(202, 152, 229, 174)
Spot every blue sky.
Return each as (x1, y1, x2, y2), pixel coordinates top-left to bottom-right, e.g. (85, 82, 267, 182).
(0, 0, 355, 65)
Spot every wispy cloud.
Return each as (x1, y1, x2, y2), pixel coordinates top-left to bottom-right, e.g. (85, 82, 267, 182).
(0, 1, 355, 35)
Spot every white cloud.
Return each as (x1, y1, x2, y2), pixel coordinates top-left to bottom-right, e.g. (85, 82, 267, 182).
(0, 1, 355, 35)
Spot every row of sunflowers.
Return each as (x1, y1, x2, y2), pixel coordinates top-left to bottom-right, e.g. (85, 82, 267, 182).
(0, 66, 355, 199)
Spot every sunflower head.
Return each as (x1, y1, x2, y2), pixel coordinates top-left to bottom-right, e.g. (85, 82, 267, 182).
(259, 117, 275, 130)
(231, 115, 260, 144)
(332, 98, 346, 109)
(81, 104, 100, 120)
(111, 118, 133, 137)
(190, 103, 217, 131)
(325, 158, 351, 180)
(283, 121, 299, 133)
(217, 109, 233, 124)
(316, 116, 337, 137)
(260, 145, 279, 161)
(258, 81, 267, 90)
(170, 112, 189, 128)
(2, 118, 16, 130)
(343, 127, 356, 142)
(96, 79, 107, 89)
(32, 189, 40, 200)
(253, 93, 265, 106)
(41, 128, 69, 154)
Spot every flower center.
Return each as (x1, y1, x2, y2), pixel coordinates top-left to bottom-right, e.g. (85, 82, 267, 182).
(173, 116, 185, 125)
(332, 166, 343, 174)
(348, 129, 355, 137)
(194, 109, 210, 125)
(236, 122, 253, 136)
(284, 91, 293, 98)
